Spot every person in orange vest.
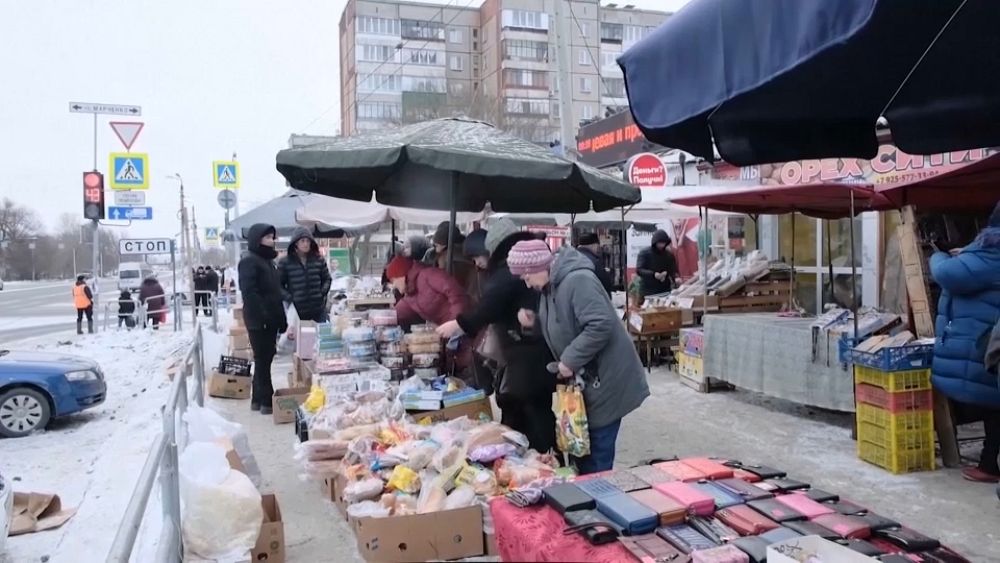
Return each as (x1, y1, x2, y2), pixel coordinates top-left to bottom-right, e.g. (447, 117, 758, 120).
(73, 275, 94, 334)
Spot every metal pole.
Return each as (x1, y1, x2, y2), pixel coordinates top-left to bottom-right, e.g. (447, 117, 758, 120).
(92, 220, 100, 329)
(701, 207, 708, 319)
(390, 219, 396, 257)
(171, 242, 179, 331)
(446, 171, 457, 274)
(92, 113, 98, 170)
(789, 213, 796, 310)
(621, 207, 628, 310)
(849, 191, 859, 341)
(160, 404, 181, 560)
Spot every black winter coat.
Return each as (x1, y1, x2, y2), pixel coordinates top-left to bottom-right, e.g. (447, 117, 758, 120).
(239, 223, 287, 332)
(206, 269, 220, 292)
(636, 229, 679, 296)
(278, 228, 332, 321)
(578, 247, 613, 296)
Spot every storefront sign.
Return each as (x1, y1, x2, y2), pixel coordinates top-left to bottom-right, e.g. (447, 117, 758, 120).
(626, 152, 667, 188)
(576, 110, 658, 168)
(523, 225, 571, 251)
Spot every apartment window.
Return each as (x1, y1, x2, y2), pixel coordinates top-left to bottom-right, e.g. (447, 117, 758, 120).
(449, 82, 467, 97)
(472, 28, 478, 38)
(358, 73, 401, 93)
(357, 43, 396, 63)
(579, 77, 593, 93)
(357, 16, 400, 36)
(357, 101, 401, 121)
(601, 77, 626, 98)
(578, 49, 591, 66)
(505, 97, 550, 115)
(600, 22, 624, 43)
(449, 28, 463, 44)
(450, 55, 464, 71)
(401, 19, 445, 41)
(501, 9, 549, 31)
(402, 75, 446, 93)
(503, 69, 548, 89)
(623, 24, 643, 43)
(403, 48, 441, 66)
(579, 22, 590, 38)
(581, 105, 594, 120)
(601, 51, 619, 68)
(504, 39, 548, 62)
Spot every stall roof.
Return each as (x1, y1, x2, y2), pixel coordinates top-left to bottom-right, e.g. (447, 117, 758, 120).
(670, 182, 890, 219)
(295, 195, 487, 232)
(876, 153, 1000, 213)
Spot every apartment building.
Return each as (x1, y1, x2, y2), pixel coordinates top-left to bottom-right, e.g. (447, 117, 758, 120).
(339, 0, 668, 147)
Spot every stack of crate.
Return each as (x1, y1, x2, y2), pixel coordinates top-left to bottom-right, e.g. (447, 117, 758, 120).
(855, 361, 935, 474)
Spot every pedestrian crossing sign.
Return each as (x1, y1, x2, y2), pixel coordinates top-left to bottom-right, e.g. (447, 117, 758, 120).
(109, 152, 149, 190)
(205, 227, 220, 242)
(213, 160, 240, 189)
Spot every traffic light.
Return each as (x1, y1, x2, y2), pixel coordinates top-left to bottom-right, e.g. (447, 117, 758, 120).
(83, 171, 105, 220)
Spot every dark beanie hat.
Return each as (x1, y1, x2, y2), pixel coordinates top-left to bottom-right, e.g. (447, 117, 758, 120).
(463, 229, 489, 257)
(433, 221, 465, 247)
(577, 233, 600, 246)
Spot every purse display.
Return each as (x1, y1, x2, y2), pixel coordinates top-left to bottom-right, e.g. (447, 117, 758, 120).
(691, 481, 746, 509)
(713, 478, 774, 501)
(575, 477, 624, 499)
(812, 513, 872, 539)
(782, 519, 842, 540)
(595, 493, 660, 536)
(629, 465, 678, 486)
(688, 516, 741, 544)
(772, 492, 835, 518)
(563, 509, 622, 545)
(761, 478, 810, 492)
(629, 488, 687, 526)
(604, 469, 653, 493)
(653, 482, 716, 516)
(656, 524, 720, 554)
(859, 513, 903, 532)
(714, 505, 780, 536)
(618, 534, 690, 563)
(690, 544, 750, 563)
(654, 460, 710, 482)
(873, 527, 941, 552)
(745, 498, 807, 523)
(680, 458, 735, 480)
(543, 483, 596, 514)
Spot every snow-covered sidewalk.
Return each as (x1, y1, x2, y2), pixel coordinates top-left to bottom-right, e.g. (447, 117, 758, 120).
(0, 329, 196, 563)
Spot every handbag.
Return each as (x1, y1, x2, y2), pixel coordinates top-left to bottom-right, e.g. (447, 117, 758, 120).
(654, 460, 709, 482)
(476, 325, 506, 366)
(690, 544, 750, 563)
(746, 498, 807, 523)
(563, 510, 621, 545)
(618, 534, 689, 563)
(680, 458, 734, 480)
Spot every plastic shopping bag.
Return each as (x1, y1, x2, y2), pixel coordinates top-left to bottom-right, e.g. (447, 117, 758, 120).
(184, 406, 262, 487)
(277, 304, 300, 355)
(552, 384, 590, 459)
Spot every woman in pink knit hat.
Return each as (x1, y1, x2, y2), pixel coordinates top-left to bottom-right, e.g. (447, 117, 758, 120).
(509, 239, 649, 474)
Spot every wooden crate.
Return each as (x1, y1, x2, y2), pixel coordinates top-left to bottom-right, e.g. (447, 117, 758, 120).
(628, 308, 683, 335)
(719, 280, 791, 313)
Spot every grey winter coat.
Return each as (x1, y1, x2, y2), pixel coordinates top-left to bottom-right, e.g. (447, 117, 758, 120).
(537, 247, 649, 428)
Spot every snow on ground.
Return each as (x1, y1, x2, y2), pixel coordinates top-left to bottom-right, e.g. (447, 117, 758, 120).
(0, 329, 195, 563)
(0, 316, 74, 331)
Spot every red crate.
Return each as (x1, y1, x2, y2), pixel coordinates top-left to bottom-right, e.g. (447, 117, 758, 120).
(855, 383, 933, 413)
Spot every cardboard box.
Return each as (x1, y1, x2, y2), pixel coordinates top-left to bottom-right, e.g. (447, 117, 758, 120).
(252, 494, 286, 563)
(232, 305, 244, 327)
(409, 397, 493, 424)
(297, 320, 317, 360)
(272, 387, 309, 424)
(230, 324, 248, 336)
(353, 505, 484, 562)
(228, 347, 253, 361)
(767, 536, 873, 563)
(208, 370, 251, 399)
(230, 333, 251, 351)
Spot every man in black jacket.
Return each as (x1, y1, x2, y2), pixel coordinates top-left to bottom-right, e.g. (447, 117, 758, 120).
(239, 224, 287, 415)
(576, 233, 613, 297)
(636, 229, 679, 296)
(279, 227, 333, 323)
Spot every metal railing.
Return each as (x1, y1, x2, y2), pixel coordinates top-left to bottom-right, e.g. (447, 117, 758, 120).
(190, 290, 220, 332)
(106, 326, 206, 563)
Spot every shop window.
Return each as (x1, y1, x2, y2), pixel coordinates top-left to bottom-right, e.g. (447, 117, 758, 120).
(778, 213, 817, 265)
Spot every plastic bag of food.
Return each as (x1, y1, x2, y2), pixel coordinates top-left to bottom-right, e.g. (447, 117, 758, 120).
(343, 477, 385, 504)
(333, 423, 380, 442)
(387, 465, 421, 494)
(444, 485, 476, 511)
(179, 442, 263, 560)
(455, 464, 499, 496)
(468, 443, 517, 464)
(466, 423, 510, 451)
(300, 459, 342, 479)
(343, 436, 379, 467)
(398, 374, 428, 395)
(394, 493, 418, 515)
(347, 500, 390, 519)
(417, 484, 447, 514)
(183, 406, 261, 488)
(303, 384, 326, 414)
(431, 443, 464, 473)
(403, 440, 438, 471)
(295, 439, 349, 461)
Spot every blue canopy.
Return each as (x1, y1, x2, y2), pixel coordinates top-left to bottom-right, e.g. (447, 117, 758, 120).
(619, 0, 1000, 166)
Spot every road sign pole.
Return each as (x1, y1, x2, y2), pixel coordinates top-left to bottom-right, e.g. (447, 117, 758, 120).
(92, 219, 100, 332)
(93, 113, 98, 170)
(172, 241, 179, 331)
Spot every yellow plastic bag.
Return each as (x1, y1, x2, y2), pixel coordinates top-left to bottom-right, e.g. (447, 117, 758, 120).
(303, 385, 326, 414)
(552, 384, 590, 458)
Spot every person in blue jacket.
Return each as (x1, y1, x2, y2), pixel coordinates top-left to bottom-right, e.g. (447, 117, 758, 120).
(930, 202, 1000, 483)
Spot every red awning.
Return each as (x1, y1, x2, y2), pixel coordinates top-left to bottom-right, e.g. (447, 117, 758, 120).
(670, 182, 890, 219)
(876, 153, 1000, 213)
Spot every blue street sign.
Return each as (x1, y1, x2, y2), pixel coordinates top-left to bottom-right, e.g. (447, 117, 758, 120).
(109, 153, 149, 190)
(108, 206, 153, 220)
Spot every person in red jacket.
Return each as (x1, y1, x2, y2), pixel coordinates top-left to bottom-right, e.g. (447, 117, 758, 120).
(386, 256, 467, 326)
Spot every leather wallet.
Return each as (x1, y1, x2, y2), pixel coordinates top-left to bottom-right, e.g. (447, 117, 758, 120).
(680, 458, 734, 480)
(868, 538, 905, 555)
(595, 492, 660, 536)
(725, 462, 786, 480)
(859, 512, 902, 532)
(782, 519, 841, 540)
(618, 534, 690, 563)
(812, 513, 872, 539)
(713, 478, 774, 501)
(773, 492, 835, 518)
(653, 482, 716, 516)
(731, 469, 762, 483)
(605, 470, 652, 493)
(838, 539, 886, 557)
(731, 536, 768, 563)
(761, 478, 810, 492)
(715, 504, 780, 536)
(655, 460, 709, 482)
(690, 544, 751, 563)
(692, 481, 745, 509)
(759, 526, 802, 544)
(918, 547, 973, 563)
(629, 465, 678, 486)
(746, 498, 807, 522)
(564, 509, 622, 545)
(877, 556, 914, 563)
(688, 516, 740, 544)
(802, 488, 839, 502)
(576, 477, 624, 499)
(874, 527, 940, 552)
(629, 489, 687, 526)
(825, 499, 869, 515)
(543, 483, 596, 514)
(656, 524, 719, 554)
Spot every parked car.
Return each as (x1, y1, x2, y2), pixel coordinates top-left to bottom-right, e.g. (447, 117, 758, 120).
(0, 350, 106, 438)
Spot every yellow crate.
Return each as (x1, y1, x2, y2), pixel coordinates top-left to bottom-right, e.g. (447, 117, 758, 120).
(858, 440, 935, 474)
(857, 421, 935, 452)
(856, 403, 933, 434)
(853, 365, 931, 392)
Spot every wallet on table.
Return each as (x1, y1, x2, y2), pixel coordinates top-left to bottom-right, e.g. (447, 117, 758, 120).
(543, 483, 596, 514)
(916, 547, 973, 562)
(595, 492, 660, 536)
(655, 460, 710, 482)
(713, 478, 774, 501)
(619, 533, 691, 563)
(773, 492, 835, 518)
(758, 526, 802, 544)
(680, 457, 735, 480)
(859, 512, 902, 532)
(653, 481, 716, 516)
(688, 516, 741, 544)
(782, 519, 842, 540)
(824, 499, 869, 515)
(656, 524, 720, 554)
(801, 487, 839, 502)
(629, 488, 687, 526)
(838, 538, 886, 557)
(746, 498, 807, 523)
(731, 468, 763, 483)
(812, 513, 872, 539)
(714, 504, 780, 536)
(604, 469, 653, 493)
(563, 509, 622, 545)
(731, 536, 769, 563)
(629, 464, 679, 486)
(575, 477, 625, 499)
(690, 544, 750, 563)
(692, 481, 746, 509)
(724, 461, 786, 480)
(873, 527, 940, 552)
(761, 478, 810, 492)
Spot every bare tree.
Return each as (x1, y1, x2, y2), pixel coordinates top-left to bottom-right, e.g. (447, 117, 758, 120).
(0, 198, 41, 243)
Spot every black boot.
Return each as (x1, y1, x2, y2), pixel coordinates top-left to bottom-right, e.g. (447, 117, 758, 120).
(87, 320, 94, 334)
(250, 402, 261, 412)
(260, 405, 273, 415)
(76, 321, 83, 335)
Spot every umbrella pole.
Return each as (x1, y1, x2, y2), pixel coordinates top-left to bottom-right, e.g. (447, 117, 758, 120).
(621, 206, 627, 312)
(701, 206, 708, 320)
(447, 171, 457, 274)
(390, 219, 396, 258)
(850, 191, 859, 341)
(825, 220, 834, 306)
(790, 213, 796, 311)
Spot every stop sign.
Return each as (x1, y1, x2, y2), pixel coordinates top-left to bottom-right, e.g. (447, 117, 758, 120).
(626, 153, 667, 188)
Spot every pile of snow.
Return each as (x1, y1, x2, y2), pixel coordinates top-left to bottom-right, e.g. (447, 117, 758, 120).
(0, 329, 194, 563)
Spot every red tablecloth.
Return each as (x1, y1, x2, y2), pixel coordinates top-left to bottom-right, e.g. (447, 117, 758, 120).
(489, 496, 633, 562)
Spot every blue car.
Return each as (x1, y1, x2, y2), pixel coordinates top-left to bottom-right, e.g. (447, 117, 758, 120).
(0, 350, 107, 438)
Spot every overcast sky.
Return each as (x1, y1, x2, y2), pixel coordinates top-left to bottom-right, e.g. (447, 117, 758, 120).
(0, 0, 689, 241)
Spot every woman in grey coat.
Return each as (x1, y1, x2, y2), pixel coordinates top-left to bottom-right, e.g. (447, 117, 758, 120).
(509, 239, 649, 473)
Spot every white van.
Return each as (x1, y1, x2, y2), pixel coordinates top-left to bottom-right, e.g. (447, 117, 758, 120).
(118, 262, 154, 292)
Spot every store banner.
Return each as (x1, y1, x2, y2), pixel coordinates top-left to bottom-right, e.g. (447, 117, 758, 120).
(523, 225, 571, 252)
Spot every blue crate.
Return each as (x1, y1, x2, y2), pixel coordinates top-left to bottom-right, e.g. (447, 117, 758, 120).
(838, 337, 856, 365)
(851, 343, 934, 371)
